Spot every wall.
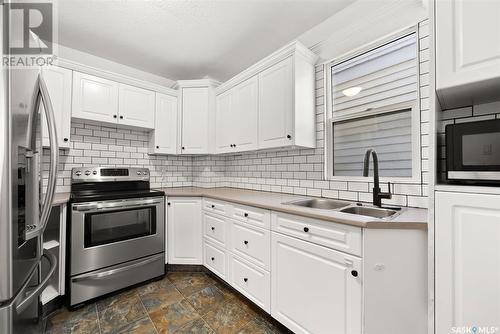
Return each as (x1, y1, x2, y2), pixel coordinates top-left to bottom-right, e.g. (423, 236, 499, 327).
(191, 20, 431, 209)
(44, 119, 192, 193)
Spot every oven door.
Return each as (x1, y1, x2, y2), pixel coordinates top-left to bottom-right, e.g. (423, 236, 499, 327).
(70, 197, 164, 275)
(446, 119, 500, 181)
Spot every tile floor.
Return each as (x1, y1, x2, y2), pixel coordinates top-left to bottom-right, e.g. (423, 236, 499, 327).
(44, 272, 290, 334)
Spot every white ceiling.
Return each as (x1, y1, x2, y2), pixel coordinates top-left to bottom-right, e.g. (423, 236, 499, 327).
(55, 0, 354, 82)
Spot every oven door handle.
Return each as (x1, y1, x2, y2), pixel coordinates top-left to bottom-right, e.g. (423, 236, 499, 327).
(71, 254, 164, 282)
(73, 198, 163, 212)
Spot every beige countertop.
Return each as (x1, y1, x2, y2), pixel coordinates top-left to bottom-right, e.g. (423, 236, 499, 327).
(53, 192, 70, 206)
(160, 187, 428, 230)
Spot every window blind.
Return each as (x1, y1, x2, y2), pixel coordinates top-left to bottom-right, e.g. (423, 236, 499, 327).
(331, 33, 418, 118)
(333, 109, 413, 177)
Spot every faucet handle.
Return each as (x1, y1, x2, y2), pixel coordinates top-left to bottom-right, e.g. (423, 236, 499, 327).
(387, 182, 392, 194)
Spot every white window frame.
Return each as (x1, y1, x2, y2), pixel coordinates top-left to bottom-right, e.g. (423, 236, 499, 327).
(324, 26, 422, 184)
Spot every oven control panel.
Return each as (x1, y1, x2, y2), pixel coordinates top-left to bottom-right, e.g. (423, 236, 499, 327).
(71, 167, 149, 183)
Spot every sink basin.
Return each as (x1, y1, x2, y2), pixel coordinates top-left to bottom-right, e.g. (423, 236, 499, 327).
(284, 198, 350, 210)
(340, 206, 397, 218)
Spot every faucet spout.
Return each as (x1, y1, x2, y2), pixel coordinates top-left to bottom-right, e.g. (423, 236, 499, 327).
(363, 148, 391, 207)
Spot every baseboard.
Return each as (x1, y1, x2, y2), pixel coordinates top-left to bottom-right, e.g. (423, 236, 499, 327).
(165, 263, 209, 272)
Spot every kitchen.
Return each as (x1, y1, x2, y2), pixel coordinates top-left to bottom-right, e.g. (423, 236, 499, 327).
(0, 0, 499, 333)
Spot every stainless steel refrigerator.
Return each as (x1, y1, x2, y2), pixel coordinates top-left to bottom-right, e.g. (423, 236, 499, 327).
(0, 4, 59, 333)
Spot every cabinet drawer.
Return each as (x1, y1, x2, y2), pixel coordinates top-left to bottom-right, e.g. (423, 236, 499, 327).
(229, 254, 270, 313)
(203, 212, 228, 247)
(231, 203, 270, 230)
(203, 240, 227, 281)
(231, 221, 270, 270)
(203, 198, 227, 216)
(271, 212, 362, 256)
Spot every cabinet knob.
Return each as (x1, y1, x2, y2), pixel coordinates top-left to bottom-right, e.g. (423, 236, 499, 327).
(119, 115, 123, 119)
(287, 134, 292, 139)
(211, 227, 215, 231)
(244, 240, 248, 245)
(167, 202, 171, 206)
(234, 144, 236, 147)
(182, 147, 185, 150)
(113, 115, 117, 118)
(244, 213, 248, 217)
(303, 227, 309, 232)
(156, 145, 159, 149)
(211, 205, 215, 208)
(211, 257, 215, 261)
(243, 278, 248, 282)
(63, 138, 68, 142)
(351, 270, 358, 277)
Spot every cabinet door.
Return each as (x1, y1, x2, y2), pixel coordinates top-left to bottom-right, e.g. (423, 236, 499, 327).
(72, 71, 119, 124)
(271, 232, 362, 334)
(435, 191, 500, 333)
(181, 87, 209, 154)
(118, 84, 155, 128)
(151, 93, 178, 154)
(167, 198, 202, 264)
(436, 0, 500, 105)
(233, 75, 258, 151)
(258, 57, 293, 149)
(41, 66, 72, 149)
(215, 90, 234, 153)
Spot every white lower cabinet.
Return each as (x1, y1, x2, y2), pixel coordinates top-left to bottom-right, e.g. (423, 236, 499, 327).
(167, 197, 202, 264)
(271, 232, 362, 334)
(436, 191, 500, 333)
(228, 253, 270, 312)
(230, 221, 270, 270)
(203, 240, 227, 281)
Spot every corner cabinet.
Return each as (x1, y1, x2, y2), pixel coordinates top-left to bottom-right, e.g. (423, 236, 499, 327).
(166, 197, 202, 264)
(41, 66, 72, 149)
(149, 92, 178, 155)
(215, 41, 318, 153)
(435, 191, 500, 333)
(177, 80, 218, 154)
(436, 0, 500, 108)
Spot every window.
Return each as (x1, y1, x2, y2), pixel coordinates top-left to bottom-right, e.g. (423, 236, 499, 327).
(326, 31, 421, 181)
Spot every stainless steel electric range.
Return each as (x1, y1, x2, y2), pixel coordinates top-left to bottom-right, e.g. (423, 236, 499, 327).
(68, 167, 165, 307)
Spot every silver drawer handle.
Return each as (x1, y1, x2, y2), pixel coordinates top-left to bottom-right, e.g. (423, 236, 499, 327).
(72, 254, 163, 282)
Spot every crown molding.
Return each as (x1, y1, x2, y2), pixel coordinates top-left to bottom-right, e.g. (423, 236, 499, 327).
(216, 40, 318, 95)
(55, 57, 178, 97)
(174, 78, 221, 89)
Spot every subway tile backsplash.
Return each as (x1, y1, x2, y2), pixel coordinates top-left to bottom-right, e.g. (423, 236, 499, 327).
(44, 20, 431, 208)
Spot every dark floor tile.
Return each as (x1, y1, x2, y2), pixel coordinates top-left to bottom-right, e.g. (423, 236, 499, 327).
(202, 298, 253, 334)
(235, 317, 287, 334)
(149, 299, 200, 334)
(98, 295, 146, 334)
(137, 276, 174, 296)
(140, 283, 184, 313)
(97, 288, 139, 311)
(116, 316, 157, 334)
(176, 318, 215, 334)
(185, 285, 226, 316)
(45, 304, 99, 334)
(167, 272, 217, 297)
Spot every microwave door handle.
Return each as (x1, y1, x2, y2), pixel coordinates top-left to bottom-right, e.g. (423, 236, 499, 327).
(36, 73, 59, 237)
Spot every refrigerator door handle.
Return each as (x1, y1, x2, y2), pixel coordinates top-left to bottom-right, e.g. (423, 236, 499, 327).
(15, 250, 57, 314)
(26, 73, 59, 240)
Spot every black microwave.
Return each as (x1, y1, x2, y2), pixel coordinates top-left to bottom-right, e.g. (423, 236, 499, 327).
(446, 119, 500, 182)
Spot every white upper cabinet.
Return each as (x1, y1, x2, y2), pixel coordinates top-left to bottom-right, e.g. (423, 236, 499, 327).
(215, 75, 259, 153)
(149, 92, 178, 155)
(258, 57, 293, 149)
(118, 84, 155, 128)
(435, 191, 500, 334)
(216, 41, 318, 153)
(436, 0, 500, 108)
(41, 66, 72, 149)
(178, 80, 217, 154)
(72, 71, 119, 123)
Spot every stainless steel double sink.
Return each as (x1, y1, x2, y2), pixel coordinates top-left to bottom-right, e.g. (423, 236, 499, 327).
(282, 198, 400, 219)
